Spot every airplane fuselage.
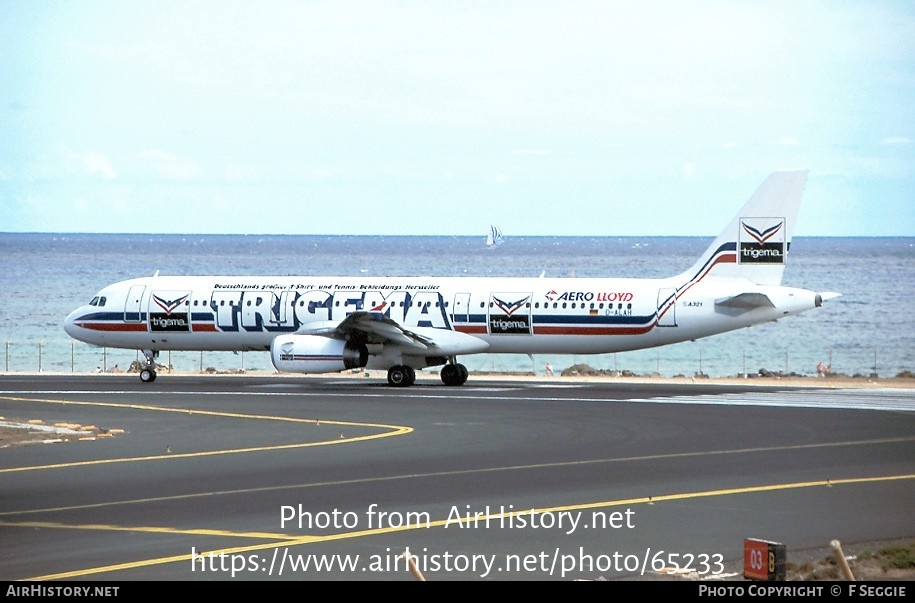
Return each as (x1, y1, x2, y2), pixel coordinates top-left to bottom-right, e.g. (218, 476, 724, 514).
(64, 274, 820, 356)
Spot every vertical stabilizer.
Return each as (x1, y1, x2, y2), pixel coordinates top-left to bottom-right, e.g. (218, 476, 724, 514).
(679, 170, 808, 286)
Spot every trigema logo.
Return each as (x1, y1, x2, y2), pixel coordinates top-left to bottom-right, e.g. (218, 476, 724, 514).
(489, 294, 531, 335)
(739, 218, 785, 264)
(149, 291, 191, 332)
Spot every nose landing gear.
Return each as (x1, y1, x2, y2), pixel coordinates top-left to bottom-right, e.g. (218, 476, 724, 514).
(138, 350, 158, 383)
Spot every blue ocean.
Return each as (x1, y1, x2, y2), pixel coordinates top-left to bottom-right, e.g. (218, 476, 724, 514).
(1, 233, 912, 378)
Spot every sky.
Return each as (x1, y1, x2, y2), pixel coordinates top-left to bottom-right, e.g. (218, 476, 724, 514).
(1, 0, 913, 237)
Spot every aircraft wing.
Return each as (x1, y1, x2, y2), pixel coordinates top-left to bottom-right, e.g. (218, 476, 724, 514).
(296, 312, 490, 355)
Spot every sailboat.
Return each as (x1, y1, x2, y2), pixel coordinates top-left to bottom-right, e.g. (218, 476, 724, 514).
(486, 225, 504, 247)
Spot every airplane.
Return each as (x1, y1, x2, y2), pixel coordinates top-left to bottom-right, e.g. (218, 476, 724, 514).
(64, 170, 839, 386)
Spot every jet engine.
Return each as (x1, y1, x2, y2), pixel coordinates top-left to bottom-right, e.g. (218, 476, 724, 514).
(270, 334, 368, 374)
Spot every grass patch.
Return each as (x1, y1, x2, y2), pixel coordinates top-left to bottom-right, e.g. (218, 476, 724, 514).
(878, 543, 915, 570)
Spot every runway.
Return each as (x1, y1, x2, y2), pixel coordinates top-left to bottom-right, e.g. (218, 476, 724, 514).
(1, 374, 913, 581)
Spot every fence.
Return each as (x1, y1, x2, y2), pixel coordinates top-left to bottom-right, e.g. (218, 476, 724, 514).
(1, 338, 902, 380)
(1, 339, 270, 375)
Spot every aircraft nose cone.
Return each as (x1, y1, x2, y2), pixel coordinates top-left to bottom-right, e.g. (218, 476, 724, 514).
(63, 308, 84, 339)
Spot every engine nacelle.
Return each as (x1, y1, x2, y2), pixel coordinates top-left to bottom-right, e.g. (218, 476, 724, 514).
(271, 335, 368, 374)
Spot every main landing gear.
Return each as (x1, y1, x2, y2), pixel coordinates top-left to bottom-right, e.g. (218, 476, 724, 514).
(387, 365, 415, 387)
(440, 362, 468, 386)
(139, 349, 158, 383)
(386, 362, 468, 387)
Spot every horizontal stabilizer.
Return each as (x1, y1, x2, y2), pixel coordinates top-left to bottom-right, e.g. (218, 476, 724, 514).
(715, 292, 775, 309)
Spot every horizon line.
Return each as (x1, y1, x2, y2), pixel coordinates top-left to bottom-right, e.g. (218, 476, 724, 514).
(2, 231, 912, 239)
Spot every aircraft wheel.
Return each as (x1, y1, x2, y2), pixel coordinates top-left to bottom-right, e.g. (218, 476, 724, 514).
(441, 364, 457, 385)
(139, 368, 157, 383)
(456, 363, 468, 385)
(387, 365, 414, 387)
(441, 363, 468, 386)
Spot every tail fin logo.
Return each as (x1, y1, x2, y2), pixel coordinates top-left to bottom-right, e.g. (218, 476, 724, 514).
(739, 218, 785, 264)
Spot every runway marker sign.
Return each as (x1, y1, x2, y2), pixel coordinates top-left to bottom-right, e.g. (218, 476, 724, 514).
(744, 538, 786, 581)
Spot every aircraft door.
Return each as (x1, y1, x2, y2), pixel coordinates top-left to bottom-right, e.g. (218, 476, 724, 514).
(124, 285, 146, 322)
(657, 288, 677, 327)
(452, 292, 471, 325)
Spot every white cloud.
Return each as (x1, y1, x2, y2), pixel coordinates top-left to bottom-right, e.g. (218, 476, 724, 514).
(880, 137, 912, 145)
(68, 151, 117, 179)
(224, 165, 257, 182)
(310, 167, 336, 181)
(138, 149, 198, 180)
(511, 149, 551, 157)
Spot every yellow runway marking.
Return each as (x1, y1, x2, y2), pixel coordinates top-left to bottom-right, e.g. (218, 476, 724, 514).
(24, 473, 915, 581)
(0, 395, 412, 474)
(0, 520, 290, 540)
(3, 435, 911, 517)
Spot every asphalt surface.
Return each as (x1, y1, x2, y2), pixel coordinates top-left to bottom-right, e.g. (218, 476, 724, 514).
(1, 373, 913, 581)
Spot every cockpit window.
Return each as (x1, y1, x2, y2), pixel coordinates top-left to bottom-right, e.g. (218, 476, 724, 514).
(90, 297, 99, 306)
(89, 296, 107, 307)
